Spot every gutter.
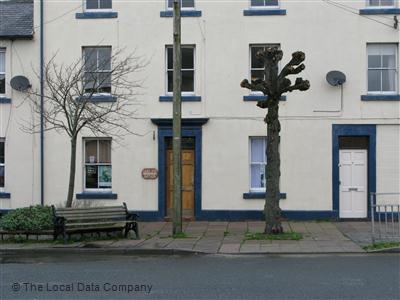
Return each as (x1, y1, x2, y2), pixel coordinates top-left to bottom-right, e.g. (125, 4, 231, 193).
(40, 0, 44, 206)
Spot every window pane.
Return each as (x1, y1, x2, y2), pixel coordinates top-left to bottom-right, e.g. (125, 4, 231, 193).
(182, 48, 194, 69)
(0, 166, 4, 188)
(265, 0, 278, 6)
(84, 48, 97, 72)
(84, 72, 96, 93)
(98, 47, 111, 71)
(368, 70, 381, 92)
(167, 70, 173, 92)
(98, 72, 111, 93)
(251, 70, 264, 82)
(182, 70, 194, 92)
(251, 138, 265, 163)
(85, 140, 98, 163)
(99, 140, 111, 163)
(251, 0, 264, 6)
(86, 0, 99, 9)
(85, 166, 98, 188)
(167, 0, 173, 8)
(382, 70, 396, 92)
(368, 55, 381, 68)
(368, 0, 380, 5)
(382, 55, 395, 68)
(182, 0, 194, 8)
(251, 164, 265, 189)
(380, 0, 394, 6)
(167, 47, 173, 70)
(98, 166, 112, 188)
(0, 74, 5, 94)
(0, 142, 4, 164)
(0, 51, 4, 73)
(251, 47, 264, 68)
(100, 0, 112, 9)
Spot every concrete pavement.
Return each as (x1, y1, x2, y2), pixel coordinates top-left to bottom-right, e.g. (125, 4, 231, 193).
(1, 221, 382, 254)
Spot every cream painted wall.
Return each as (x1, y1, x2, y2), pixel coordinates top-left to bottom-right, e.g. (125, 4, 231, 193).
(1, 1, 399, 213)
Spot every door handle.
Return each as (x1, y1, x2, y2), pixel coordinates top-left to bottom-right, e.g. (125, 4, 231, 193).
(349, 187, 358, 191)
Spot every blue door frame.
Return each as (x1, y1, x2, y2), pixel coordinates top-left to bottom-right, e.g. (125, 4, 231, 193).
(332, 124, 376, 219)
(141, 118, 208, 220)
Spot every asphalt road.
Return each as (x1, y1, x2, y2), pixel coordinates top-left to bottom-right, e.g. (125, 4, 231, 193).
(1, 254, 399, 300)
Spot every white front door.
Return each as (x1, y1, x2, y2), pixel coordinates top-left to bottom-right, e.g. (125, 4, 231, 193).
(339, 150, 368, 218)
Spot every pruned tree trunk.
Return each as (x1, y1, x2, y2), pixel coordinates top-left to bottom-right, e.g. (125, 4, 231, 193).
(264, 100, 282, 234)
(240, 48, 310, 235)
(66, 137, 77, 208)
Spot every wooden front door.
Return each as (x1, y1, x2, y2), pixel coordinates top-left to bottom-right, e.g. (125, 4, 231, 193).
(166, 147, 195, 219)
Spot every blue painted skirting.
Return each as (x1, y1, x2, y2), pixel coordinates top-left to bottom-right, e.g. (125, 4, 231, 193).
(0, 192, 11, 199)
(243, 95, 287, 101)
(361, 94, 400, 101)
(359, 8, 400, 15)
(160, 10, 202, 17)
(0, 97, 11, 104)
(243, 192, 287, 199)
(159, 95, 201, 102)
(75, 12, 118, 19)
(332, 125, 376, 219)
(76, 94, 117, 102)
(136, 210, 335, 221)
(76, 193, 118, 200)
(243, 9, 286, 16)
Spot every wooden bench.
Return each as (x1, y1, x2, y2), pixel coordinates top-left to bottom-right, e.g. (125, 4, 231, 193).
(52, 203, 139, 242)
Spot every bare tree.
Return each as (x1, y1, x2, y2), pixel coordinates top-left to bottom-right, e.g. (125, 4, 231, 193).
(241, 47, 310, 234)
(26, 48, 146, 207)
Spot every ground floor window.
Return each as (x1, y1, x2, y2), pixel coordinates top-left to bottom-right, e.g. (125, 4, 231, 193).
(250, 137, 267, 191)
(0, 138, 4, 189)
(84, 139, 112, 190)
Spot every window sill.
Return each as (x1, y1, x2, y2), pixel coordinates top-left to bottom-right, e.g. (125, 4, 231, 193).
(76, 192, 118, 200)
(243, 192, 287, 199)
(243, 9, 286, 16)
(160, 10, 202, 17)
(359, 8, 400, 14)
(361, 94, 400, 101)
(0, 192, 11, 199)
(159, 95, 201, 102)
(75, 12, 118, 19)
(77, 94, 117, 102)
(0, 97, 11, 104)
(243, 95, 286, 101)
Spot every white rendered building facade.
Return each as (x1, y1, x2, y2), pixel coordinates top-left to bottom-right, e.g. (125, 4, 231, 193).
(0, 0, 399, 220)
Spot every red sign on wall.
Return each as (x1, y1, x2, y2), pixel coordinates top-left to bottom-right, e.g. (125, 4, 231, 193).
(141, 168, 158, 180)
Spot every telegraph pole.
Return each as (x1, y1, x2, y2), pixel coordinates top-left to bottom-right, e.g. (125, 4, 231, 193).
(172, 0, 182, 234)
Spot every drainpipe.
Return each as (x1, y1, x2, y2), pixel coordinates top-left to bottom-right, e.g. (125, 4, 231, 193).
(40, 0, 44, 206)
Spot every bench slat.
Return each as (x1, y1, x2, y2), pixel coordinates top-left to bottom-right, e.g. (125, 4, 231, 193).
(56, 212, 127, 217)
(56, 208, 126, 215)
(62, 215, 127, 221)
(65, 221, 128, 227)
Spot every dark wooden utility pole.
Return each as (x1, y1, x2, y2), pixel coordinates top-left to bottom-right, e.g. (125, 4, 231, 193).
(241, 48, 310, 234)
(172, 0, 182, 235)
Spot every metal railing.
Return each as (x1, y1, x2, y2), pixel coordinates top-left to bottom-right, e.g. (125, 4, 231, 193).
(370, 192, 400, 243)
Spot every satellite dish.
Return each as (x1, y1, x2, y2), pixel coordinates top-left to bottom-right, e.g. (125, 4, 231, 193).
(10, 76, 31, 92)
(326, 71, 346, 86)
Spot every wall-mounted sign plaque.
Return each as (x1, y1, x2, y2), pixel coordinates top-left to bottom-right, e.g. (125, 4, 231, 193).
(142, 168, 158, 180)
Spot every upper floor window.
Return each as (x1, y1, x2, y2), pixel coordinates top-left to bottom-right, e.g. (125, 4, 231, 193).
(167, 0, 195, 10)
(0, 138, 5, 190)
(166, 45, 195, 94)
(367, 44, 398, 94)
(250, 0, 279, 8)
(367, 0, 396, 7)
(84, 139, 112, 190)
(250, 44, 280, 92)
(0, 49, 5, 95)
(86, 0, 112, 10)
(250, 137, 267, 191)
(83, 47, 112, 94)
